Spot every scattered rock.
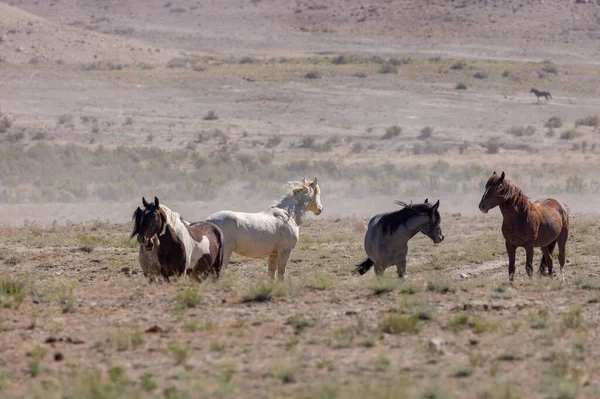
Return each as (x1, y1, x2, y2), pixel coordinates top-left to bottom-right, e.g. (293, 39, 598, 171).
(145, 325, 165, 333)
(54, 352, 64, 361)
(460, 273, 469, 279)
(45, 336, 58, 343)
(65, 337, 85, 345)
(428, 338, 446, 354)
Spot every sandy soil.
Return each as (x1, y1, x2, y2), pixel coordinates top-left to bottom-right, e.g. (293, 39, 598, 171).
(1, 0, 600, 397)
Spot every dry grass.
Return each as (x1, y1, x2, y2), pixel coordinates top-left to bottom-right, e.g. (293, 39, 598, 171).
(0, 216, 599, 398)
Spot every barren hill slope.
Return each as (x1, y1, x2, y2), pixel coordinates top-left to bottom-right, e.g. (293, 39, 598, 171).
(0, 2, 181, 64)
(4, 0, 600, 62)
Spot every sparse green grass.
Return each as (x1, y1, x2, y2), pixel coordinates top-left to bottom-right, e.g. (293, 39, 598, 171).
(203, 110, 218, 121)
(378, 313, 419, 334)
(287, 314, 314, 335)
(530, 310, 549, 330)
(330, 326, 355, 348)
(57, 285, 76, 313)
(560, 129, 583, 140)
(174, 288, 202, 309)
(57, 114, 73, 125)
(545, 116, 563, 129)
(378, 64, 397, 74)
(167, 344, 189, 365)
(374, 354, 390, 372)
(541, 61, 558, 74)
(486, 137, 501, 154)
(0, 249, 22, 266)
(507, 125, 535, 137)
(455, 82, 467, 90)
(274, 361, 297, 384)
(382, 125, 401, 140)
(427, 279, 456, 294)
(561, 305, 583, 330)
(575, 115, 599, 129)
(367, 278, 400, 295)
(453, 366, 473, 378)
(0, 278, 26, 309)
(304, 272, 333, 290)
(450, 313, 494, 334)
(242, 280, 285, 302)
(210, 340, 225, 352)
(140, 373, 158, 393)
(113, 329, 144, 351)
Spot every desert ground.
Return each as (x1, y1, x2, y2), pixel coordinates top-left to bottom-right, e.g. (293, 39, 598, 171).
(1, 0, 600, 397)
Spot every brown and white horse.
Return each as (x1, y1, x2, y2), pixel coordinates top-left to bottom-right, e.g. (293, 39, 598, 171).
(131, 197, 224, 282)
(478, 171, 569, 282)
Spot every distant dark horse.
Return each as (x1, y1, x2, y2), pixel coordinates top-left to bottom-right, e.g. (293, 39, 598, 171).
(530, 88, 552, 103)
(131, 197, 224, 282)
(355, 199, 444, 278)
(478, 172, 569, 283)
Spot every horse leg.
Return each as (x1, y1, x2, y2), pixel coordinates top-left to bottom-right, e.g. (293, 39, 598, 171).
(276, 250, 292, 281)
(396, 257, 407, 279)
(268, 252, 278, 280)
(192, 255, 214, 283)
(540, 245, 553, 277)
(557, 230, 568, 283)
(220, 241, 234, 270)
(506, 241, 517, 282)
(374, 263, 385, 277)
(525, 246, 534, 278)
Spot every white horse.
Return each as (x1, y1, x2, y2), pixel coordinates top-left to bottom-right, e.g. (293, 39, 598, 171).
(206, 178, 323, 280)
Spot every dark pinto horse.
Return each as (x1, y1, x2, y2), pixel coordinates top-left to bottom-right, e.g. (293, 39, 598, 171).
(478, 172, 569, 282)
(530, 88, 552, 103)
(131, 197, 224, 282)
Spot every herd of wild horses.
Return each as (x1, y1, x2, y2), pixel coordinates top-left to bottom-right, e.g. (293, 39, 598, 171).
(131, 171, 570, 284)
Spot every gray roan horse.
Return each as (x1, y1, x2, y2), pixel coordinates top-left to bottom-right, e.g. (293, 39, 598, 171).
(355, 199, 444, 278)
(131, 197, 224, 282)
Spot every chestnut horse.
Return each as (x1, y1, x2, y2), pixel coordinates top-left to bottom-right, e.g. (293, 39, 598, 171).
(131, 197, 224, 282)
(478, 171, 569, 282)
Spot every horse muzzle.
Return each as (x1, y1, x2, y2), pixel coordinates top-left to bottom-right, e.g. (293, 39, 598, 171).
(315, 207, 323, 216)
(479, 203, 489, 214)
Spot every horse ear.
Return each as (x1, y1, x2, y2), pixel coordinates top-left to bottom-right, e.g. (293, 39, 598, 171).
(432, 200, 440, 212)
(154, 196, 160, 209)
(310, 177, 318, 188)
(492, 171, 497, 176)
(142, 197, 149, 207)
(424, 198, 429, 203)
(499, 171, 505, 183)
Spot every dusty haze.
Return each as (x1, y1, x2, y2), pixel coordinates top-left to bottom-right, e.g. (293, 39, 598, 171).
(1, 0, 600, 225)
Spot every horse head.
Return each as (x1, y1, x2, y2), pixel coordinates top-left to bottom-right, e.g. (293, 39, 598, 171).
(420, 199, 443, 244)
(133, 196, 167, 251)
(479, 171, 506, 213)
(307, 177, 323, 216)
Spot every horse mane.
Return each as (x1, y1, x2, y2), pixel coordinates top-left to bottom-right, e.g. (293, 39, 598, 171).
(131, 207, 142, 238)
(270, 179, 314, 209)
(130, 203, 181, 238)
(157, 204, 182, 230)
(487, 175, 530, 211)
(379, 201, 435, 235)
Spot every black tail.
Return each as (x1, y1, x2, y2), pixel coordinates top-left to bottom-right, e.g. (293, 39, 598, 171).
(215, 226, 225, 278)
(355, 258, 374, 275)
(539, 240, 557, 274)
